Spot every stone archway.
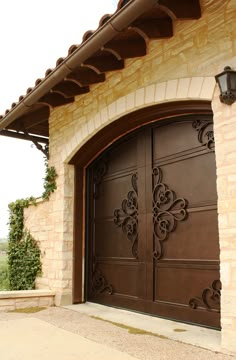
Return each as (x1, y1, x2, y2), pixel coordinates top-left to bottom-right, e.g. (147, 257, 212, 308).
(65, 77, 216, 164)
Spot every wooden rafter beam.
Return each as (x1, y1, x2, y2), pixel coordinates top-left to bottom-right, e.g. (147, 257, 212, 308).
(52, 81, 90, 98)
(132, 18, 173, 40)
(67, 67, 105, 86)
(38, 93, 74, 107)
(158, 0, 201, 19)
(6, 107, 50, 132)
(84, 54, 124, 73)
(104, 36, 146, 59)
(22, 117, 48, 131)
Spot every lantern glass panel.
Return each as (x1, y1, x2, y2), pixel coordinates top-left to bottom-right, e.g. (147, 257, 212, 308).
(229, 72, 236, 91)
(218, 73, 228, 93)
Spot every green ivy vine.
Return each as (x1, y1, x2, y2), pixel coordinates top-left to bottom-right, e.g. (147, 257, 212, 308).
(7, 157, 57, 290)
(42, 159, 57, 200)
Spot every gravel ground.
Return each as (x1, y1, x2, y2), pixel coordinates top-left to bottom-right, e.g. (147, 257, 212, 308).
(0, 307, 235, 360)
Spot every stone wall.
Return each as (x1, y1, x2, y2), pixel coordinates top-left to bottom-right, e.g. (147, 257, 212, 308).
(0, 290, 55, 311)
(213, 81, 236, 353)
(24, 0, 236, 352)
(24, 165, 74, 306)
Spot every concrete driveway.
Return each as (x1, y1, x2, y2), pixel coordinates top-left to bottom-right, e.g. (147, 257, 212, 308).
(0, 305, 235, 360)
(0, 317, 137, 360)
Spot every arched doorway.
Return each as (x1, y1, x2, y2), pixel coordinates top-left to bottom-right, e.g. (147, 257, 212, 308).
(71, 103, 220, 328)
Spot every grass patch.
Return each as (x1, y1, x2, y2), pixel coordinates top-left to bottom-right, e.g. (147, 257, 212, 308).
(0, 254, 9, 291)
(173, 328, 187, 332)
(0, 255, 7, 267)
(8, 307, 46, 314)
(91, 315, 168, 339)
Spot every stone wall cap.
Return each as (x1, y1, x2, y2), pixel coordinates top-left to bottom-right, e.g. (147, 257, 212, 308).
(0, 290, 55, 299)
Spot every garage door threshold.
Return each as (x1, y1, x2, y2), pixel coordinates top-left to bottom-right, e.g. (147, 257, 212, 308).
(63, 303, 221, 353)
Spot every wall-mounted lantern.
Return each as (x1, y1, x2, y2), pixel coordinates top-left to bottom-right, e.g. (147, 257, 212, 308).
(215, 66, 236, 105)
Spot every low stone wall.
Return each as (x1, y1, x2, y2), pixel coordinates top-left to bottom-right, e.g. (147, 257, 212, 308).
(0, 290, 55, 311)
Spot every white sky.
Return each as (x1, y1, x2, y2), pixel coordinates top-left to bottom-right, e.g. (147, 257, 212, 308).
(0, 0, 117, 238)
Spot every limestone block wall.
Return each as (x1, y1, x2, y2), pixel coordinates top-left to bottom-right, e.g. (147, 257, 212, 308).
(24, 200, 51, 289)
(213, 81, 236, 353)
(23, 0, 236, 341)
(56, 0, 235, 164)
(0, 290, 55, 311)
(24, 163, 74, 306)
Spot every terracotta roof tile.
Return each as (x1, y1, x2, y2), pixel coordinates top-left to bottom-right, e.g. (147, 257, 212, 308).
(0, 0, 202, 141)
(0, 1, 131, 119)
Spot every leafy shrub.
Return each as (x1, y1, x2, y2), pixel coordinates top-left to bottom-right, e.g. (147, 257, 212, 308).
(7, 198, 41, 290)
(8, 230, 41, 290)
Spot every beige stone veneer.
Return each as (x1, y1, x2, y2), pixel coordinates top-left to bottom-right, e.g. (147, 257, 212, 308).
(24, 0, 236, 353)
(213, 84, 236, 352)
(0, 290, 55, 311)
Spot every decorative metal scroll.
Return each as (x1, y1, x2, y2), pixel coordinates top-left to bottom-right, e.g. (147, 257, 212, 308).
(114, 173, 138, 258)
(93, 158, 108, 199)
(192, 119, 215, 151)
(92, 262, 113, 295)
(189, 280, 221, 312)
(152, 167, 188, 260)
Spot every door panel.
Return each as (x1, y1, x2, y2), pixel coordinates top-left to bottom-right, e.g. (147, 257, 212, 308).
(155, 154, 217, 205)
(153, 121, 203, 158)
(94, 221, 134, 258)
(98, 261, 145, 298)
(95, 174, 137, 218)
(154, 267, 219, 305)
(87, 116, 220, 328)
(162, 209, 219, 260)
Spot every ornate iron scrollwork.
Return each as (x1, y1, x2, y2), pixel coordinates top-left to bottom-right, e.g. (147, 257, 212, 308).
(114, 173, 138, 258)
(92, 262, 113, 295)
(189, 280, 221, 312)
(192, 119, 214, 150)
(93, 158, 108, 199)
(152, 167, 188, 260)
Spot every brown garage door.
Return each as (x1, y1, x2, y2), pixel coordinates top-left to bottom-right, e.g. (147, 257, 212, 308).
(86, 115, 221, 328)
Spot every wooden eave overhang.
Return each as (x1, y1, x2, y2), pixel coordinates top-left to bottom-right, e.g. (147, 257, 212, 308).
(0, 0, 201, 144)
